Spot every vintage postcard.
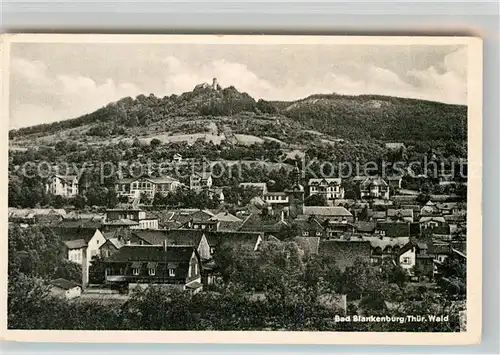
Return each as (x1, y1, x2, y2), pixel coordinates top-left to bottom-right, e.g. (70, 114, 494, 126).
(0, 34, 482, 345)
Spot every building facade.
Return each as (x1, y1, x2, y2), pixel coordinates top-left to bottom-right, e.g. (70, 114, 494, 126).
(115, 177, 181, 200)
(45, 174, 79, 197)
(308, 178, 345, 200)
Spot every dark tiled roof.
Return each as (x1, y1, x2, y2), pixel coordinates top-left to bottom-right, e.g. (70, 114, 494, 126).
(50, 278, 80, 290)
(52, 226, 98, 242)
(238, 213, 286, 233)
(205, 231, 262, 249)
(376, 222, 411, 238)
(131, 229, 204, 246)
(64, 239, 87, 249)
(57, 219, 102, 229)
(355, 221, 377, 233)
(303, 206, 352, 217)
(318, 240, 371, 271)
(106, 245, 195, 263)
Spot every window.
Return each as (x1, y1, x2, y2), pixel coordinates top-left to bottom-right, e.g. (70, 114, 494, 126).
(194, 263, 198, 275)
(210, 247, 215, 254)
(316, 231, 321, 236)
(132, 268, 140, 276)
(401, 256, 411, 265)
(169, 268, 175, 277)
(148, 268, 156, 276)
(302, 231, 309, 236)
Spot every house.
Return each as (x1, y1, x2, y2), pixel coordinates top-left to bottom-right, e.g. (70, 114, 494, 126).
(367, 210, 387, 223)
(376, 221, 411, 238)
(300, 206, 354, 223)
(205, 231, 263, 257)
(45, 174, 80, 197)
(153, 209, 216, 229)
(103, 243, 203, 294)
(208, 211, 243, 232)
(293, 215, 325, 238)
(115, 176, 182, 200)
(419, 216, 447, 231)
(318, 239, 372, 271)
(308, 178, 345, 200)
(397, 241, 434, 278)
(182, 219, 220, 232)
(356, 176, 390, 200)
(435, 202, 466, 216)
(49, 278, 82, 300)
(129, 229, 212, 261)
(263, 192, 289, 205)
(420, 201, 441, 217)
(100, 232, 126, 258)
(238, 212, 290, 235)
(354, 221, 377, 235)
(386, 209, 414, 222)
(322, 219, 355, 239)
(239, 182, 268, 196)
(56, 227, 107, 286)
(104, 208, 159, 230)
(364, 236, 409, 265)
(190, 172, 213, 190)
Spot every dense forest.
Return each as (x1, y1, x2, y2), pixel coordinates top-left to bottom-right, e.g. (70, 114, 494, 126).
(9, 85, 467, 146)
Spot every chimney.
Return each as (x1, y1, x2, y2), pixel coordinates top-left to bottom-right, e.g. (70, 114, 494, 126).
(163, 239, 168, 252)
(81, 245, 88, 289)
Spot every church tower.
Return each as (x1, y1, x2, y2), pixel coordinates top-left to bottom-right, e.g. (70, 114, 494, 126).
(212, 77, 218, 90)
(286, 162, 305, 219)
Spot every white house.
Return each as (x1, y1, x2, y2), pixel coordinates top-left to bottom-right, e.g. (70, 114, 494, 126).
(115, 177, 182, 200)
(49, 278, 82, 300)
(173, 153, 183, 163)
(45, 174, 79, 197)
(263, 192, 289, 205)
(63, 228, 107, 285)
(308, 178, 345, 200)
(190, 172, 213, 190)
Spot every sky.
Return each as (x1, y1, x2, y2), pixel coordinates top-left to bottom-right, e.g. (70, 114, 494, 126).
(9, 42, 467, 129)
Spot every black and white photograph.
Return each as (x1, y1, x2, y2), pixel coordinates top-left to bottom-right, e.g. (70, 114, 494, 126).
(1, 34, 482, 344)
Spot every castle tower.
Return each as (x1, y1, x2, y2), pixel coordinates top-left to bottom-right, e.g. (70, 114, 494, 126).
(285, 162, 305, 219)
(212, 77, 218, 90)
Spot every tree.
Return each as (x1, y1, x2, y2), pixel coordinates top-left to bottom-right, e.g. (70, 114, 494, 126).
(150, 138, 162, 149)
(304, 194, 327, 206)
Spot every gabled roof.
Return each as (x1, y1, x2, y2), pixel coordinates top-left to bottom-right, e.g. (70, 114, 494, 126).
(209, 212, 242, 222)
(387, 209, 413, 218)
(355, 221, 377, 233)
(104, 219, 139, 226)
(205, 231, 262, 249)
(64, 239, 87, 249)
(308, 178, 342, 186)
(52, 226, 99, 242)
(364, 236, 409, 252)
(131, 229, 205, 246)
(376, 221, 411, 238)
(238, 213, 286, 233)
(105, 245, 196, 280)
(357, 176, 388, 187)
(419, 216, 446, 223)
(302, 206, 352, 217)
(50, 278, 80, 290)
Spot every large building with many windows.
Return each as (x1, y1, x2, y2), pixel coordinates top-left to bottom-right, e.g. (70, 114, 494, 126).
(115, 177, 182, 200)
(308, 178, 345, 200)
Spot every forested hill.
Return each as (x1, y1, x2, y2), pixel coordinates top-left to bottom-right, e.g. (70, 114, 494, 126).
(9, 83, 467, 145)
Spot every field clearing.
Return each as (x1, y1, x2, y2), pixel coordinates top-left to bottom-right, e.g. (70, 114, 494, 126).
(234, 134, 265, 145)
